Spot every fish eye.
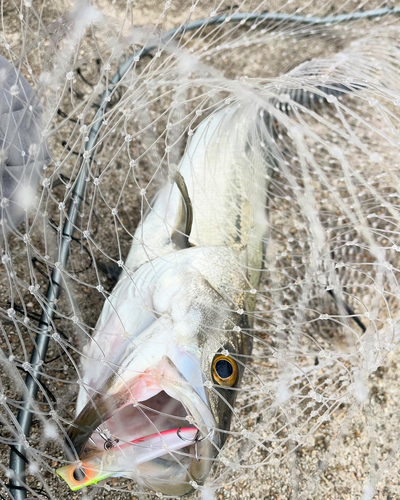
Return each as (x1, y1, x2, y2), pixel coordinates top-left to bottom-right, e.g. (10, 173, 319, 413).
(72, 467, 87, 482)
(212, 354, 238, 387)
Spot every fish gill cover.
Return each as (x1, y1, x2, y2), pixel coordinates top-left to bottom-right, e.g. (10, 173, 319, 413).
(1, 1, 400, 499)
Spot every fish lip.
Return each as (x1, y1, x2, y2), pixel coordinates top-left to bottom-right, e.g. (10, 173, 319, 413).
(66, 385, 125, 457)
(67, 355, 216, 486)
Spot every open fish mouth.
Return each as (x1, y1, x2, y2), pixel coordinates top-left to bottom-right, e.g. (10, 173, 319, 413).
(90, 390, 205, 450)
(57, 355, 216, 494)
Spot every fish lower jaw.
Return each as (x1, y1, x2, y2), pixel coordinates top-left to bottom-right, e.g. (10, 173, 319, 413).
(67, 390, 212, 495)
(57, 427, 199, 494)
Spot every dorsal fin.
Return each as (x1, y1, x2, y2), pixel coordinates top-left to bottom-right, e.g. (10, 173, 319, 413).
(270, 55, 365, 113)
(272, 81, 364, 112)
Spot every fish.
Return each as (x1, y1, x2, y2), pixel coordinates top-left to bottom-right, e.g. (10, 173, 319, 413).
(57, 78, 349, 494)
(57, 102, 271, 495)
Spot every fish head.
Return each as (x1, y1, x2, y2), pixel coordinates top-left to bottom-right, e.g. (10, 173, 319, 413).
(63, 250, 253, 495)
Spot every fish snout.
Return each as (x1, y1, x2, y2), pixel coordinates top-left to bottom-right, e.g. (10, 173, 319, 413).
(67, 351, 216, 494)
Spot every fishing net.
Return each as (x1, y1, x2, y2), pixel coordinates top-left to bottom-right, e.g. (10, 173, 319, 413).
(1, 0, 400, 498)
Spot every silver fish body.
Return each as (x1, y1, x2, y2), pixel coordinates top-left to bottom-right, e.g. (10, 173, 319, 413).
(65, 103, 271, 495)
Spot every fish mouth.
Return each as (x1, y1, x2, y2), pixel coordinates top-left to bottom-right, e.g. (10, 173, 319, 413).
(67, 355, 215, 495)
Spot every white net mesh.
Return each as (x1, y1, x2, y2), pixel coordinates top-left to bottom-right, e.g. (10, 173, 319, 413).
(1, 1, 400, 499)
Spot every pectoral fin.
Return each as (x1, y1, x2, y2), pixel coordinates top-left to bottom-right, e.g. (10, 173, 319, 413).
(171, 170, 193, 249)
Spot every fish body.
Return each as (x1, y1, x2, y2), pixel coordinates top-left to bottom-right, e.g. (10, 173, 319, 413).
(60, 103, 271, 494)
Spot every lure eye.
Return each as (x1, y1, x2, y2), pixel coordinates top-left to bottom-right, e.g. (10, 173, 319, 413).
(212, 354, 238, 387)
(72, 467, 86, 482)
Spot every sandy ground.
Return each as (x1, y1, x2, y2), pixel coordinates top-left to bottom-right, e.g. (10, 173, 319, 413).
(1, 1, 400, 499)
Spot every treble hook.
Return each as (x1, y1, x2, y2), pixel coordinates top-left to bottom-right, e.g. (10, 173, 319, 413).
(95, 427, 119, 450)
(104, 439, 115, 450)
(177, 428, 213, 461)
(96, 426, 108, 441)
